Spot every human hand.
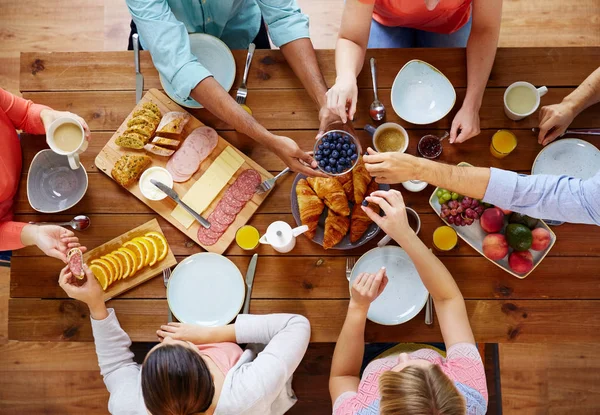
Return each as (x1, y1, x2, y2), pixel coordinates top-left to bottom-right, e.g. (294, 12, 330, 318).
(538, 101, 576, 145)
(40, 109, 91, 142)
(317, 106, 342, 140)
(28, 225, 86, 263)
(350, 268, 388, 311)
(363, 147, 420, 184)
(156, 322, 209, 343)
(58, 264, 104, 306)
(326, 75, 358, 124)
(273, 135, 327, 177)
(362, 189, 412, 242)
(449, 106, 480, 144)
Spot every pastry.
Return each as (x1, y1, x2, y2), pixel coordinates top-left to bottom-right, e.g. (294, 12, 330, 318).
(296, 178, 325, 239)
(352, 156, 371, 204)
(323, 210, 350, 249)
(336, 171, 354, 201)
(152, 136, 181, 148)
(111, 154, 152, 187)
(350, 180, 380, 243)
(307, 177, 350, 217)
(156, 111, 190, 139)
(115, 132, 147, 149)
(143, 144, 175, 157)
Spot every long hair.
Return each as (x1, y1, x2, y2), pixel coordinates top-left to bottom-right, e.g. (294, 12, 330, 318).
(141, 344, 215, 415)
(379, 365, 466, 415)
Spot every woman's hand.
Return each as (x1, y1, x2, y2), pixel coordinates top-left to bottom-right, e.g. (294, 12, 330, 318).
(350, 268, 388, 311)
(157, 322, 208, 343)
(22, 224, 86, 263)
(538, 101, 576, 146)
(40, 109, 91, 142)
(272, 135, 327, 177)
(449, 106, 481, 144)
(363, 148, 420, 184)
(317, 106, 342, 140)
(362, 189, 413, 243)
(326, 75, 358, 124)
(58, 264, 107, 319)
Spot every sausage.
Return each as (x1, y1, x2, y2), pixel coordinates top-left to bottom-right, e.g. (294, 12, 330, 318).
(67, 248, 85, 280)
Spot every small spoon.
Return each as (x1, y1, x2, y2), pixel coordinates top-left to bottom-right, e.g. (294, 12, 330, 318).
(369, 58, 386, 121)
(30, 215, 91, 231)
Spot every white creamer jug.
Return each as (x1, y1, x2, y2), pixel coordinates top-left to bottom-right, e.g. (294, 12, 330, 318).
(259, 221, 308, 253)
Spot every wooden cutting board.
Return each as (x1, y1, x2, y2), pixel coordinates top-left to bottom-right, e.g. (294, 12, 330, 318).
(83, 219, 177, 301)
(95, 89, 273, 254)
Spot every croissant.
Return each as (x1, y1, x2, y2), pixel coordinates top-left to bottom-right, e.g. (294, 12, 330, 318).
(350, 180, 380, 243)
(296, 178, 325, 239)
(307, 177, 350, 217)
(336, 172, 354, 201)
(353, 156, 371, 205)
(323, 210, 350, 249)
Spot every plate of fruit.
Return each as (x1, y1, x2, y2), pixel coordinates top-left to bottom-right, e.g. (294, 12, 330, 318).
(429, 163, 556, 279)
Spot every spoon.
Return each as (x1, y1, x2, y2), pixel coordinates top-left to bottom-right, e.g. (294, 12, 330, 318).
(369, 58, 386, 121)
(30, 215, 91, 231)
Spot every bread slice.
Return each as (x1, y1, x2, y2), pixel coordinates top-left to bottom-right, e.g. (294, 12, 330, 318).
(115, 132, 147, 149)
(152, 136, 180, 148)
(144, 144, 175, 157)
(111, 154, 152, 187)
(127, 114, 160, 129)
(132, 108, 161, 125)
(125, 122, 155, 139)
(156, 111, 190, 139)
(142, 102, 161, 118)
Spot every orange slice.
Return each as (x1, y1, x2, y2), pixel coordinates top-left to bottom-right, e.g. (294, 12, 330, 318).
(141, 236, 159, 266)
(145, 231, 168, 262)
(133, 237, 153, 267)
(123, 240, 146, 271)
(102, 254, 122, 282)
(90, 258, 115, 285)
(112, 250, 131, 279)
(89, 264, 109, 290)
(118, 247, 138, 277)
(106, 252, 124, 280)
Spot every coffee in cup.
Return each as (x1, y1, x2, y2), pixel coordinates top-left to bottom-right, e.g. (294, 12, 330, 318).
(46, 117, 87, 170)
(365, 123, 409, 153)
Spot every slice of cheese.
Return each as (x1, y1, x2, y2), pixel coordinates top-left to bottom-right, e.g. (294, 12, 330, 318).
(171, 147, 245, 228)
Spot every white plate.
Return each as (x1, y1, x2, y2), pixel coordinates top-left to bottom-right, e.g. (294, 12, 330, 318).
(532, 138, 600, 179)
(167, 253, 245, 326)
(349, 246, 428, 325)
(391, 59, 456, 125)
(160, 33, 236, 109)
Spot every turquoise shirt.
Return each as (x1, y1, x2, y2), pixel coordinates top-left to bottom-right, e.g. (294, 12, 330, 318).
(127, 0, 310, 100)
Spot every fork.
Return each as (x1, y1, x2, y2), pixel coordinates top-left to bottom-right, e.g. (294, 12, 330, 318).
(345, 257, 356, 281)
(163, 268, 173, 323)
(236, 43, 256, 105)
(256, 167, 290, 194)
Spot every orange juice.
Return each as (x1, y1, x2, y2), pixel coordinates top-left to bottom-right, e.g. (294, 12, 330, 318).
(433, 226, 458, 251)
(490, 130, 517, 159)
(236, 225, 260, 250)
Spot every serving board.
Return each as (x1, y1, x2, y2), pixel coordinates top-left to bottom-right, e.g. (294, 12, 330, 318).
(83, 219, 177, 301)
(95, 89, 273, 254)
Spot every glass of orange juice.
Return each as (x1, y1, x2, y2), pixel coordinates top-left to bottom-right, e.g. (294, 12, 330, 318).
(490, 130, 517, 159)
(235, 225, 260, 250)
(433, 226, 458, 251)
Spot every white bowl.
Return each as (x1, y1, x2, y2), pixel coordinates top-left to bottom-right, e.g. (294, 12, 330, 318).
(391, 60, 456, 125)
(139, 166, 173, 201)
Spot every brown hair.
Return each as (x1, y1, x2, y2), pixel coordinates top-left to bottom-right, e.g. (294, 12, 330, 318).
(141, 344, 215, 415)
(379, 365, 466, 415)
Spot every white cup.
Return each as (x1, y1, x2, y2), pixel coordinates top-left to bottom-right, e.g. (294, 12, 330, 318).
(503, 81, 548, 121)
(46, 117, 88, 170)
(364, 122, 409, 153)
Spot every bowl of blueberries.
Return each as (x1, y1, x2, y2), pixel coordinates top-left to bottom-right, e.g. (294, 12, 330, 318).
(314, 130, 362, 176)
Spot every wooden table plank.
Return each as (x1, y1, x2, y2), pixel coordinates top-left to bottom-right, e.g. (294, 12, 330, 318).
(9, 298, 600, 342)
(20, 48, 600, 92)
(10, 255, 600, 300)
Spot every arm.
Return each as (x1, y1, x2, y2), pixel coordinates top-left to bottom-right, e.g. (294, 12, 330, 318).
(538, 66, 600, 145)
(0, 88, 48, 134)
(450, 0, 502, 144)
(0, 223, 85, 261)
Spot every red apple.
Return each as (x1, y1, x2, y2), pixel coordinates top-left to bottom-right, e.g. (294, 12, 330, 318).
(509, 251, 534, 274)
(480, 207, 505, 233)
(483, 234, 509, 260)
(531, 228, 551, 251)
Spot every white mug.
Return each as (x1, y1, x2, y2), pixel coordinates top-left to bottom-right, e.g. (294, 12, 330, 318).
(503, 81, 548, 121)
(364, 122, 409, 153)
(46, 117, 88, 170)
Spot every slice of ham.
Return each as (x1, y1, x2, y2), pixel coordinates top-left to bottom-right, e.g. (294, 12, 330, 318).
(166, 157, 193, 183)
(169, 145, 201, 176)
(166, 126, 219, 181)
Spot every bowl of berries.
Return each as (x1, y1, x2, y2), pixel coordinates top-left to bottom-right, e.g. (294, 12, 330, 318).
(314, 130, 361, 176)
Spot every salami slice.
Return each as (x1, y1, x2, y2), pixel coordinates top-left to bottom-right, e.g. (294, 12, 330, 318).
(235, 169, 262, 188)
(67, 248, 85, 280)
(206, 212, 231, 233)
(197, 230, 220, 246)
(198, 225, 223, 239)
(211, 208, 236, 226)
(222, 189, 246, 209)
(217, 200, 243, 216)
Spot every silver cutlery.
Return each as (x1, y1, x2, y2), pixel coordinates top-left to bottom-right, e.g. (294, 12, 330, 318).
(532, 127, 600, 137)
(256, 167, 290, 194)
(369, 57, 386, 121)
(242, 253, 258, 314)
(163, 267, 173, 323)
(133, 34, 143, 103)
(236, 43, 256, 105)
(151, 180, 211, 229)
(29, 214, 91, 231)
(345, 257, 356, 281)
(425, 294, 434, 325)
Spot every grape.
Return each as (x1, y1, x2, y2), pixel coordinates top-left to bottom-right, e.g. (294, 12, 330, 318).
(475, 206, 484, 215)
(462, 196, 472, 205)
(441, 203, 448, 210)
(473, 212, 480, 220)
(440, 211, 447, 219)
(452, 192, 459, 200)
(449, 200, 458, 209)
(457, 206, 464, 214)
(447, 215, 455, 224)
(465, 208, 475, 218)
(441, 208, 450, 216)
(450, 209, 457, 216)
(471, 199, 479, 208)
(436, 189, 444, 198)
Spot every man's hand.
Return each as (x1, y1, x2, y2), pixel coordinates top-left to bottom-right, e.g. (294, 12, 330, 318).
(273, 135, 327, 177)
(350, 268, 388, 311)
(317, 106, 342, 140)
(362, 189, 413, 244)
(326, 75, 358, 124)
(363, 148, 420, 184)
(40, 109, 91, 142)
(23, 224, 86, 263)
(538, 101, 576, 146)
(450, 106, 481, 144)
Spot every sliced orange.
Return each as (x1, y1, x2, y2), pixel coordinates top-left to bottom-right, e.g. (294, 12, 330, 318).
(112, 250, 131, 279)
(90, 258, 115, 285)
(123, 240, 146, 271)
(133, 237, 153, 267)
(102, 254, 122, 282)
(106, 252, 124, 280)
(90, 264, 109, 290)
(141, 236, 159, 266)
(145, 231, 168, 262)
(119, 247, 138, 277)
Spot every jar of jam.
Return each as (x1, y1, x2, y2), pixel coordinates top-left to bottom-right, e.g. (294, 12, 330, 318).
(418, 132, 448, 159)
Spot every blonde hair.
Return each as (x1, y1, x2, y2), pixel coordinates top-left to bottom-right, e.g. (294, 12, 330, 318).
(379, 365, 466, 415)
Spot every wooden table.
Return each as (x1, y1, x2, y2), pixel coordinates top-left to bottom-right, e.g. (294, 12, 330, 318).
(9, 48, 600, 343)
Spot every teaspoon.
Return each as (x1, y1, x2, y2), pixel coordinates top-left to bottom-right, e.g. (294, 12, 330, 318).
(30, 215, 91, 231)
(369, 58, 386, 121)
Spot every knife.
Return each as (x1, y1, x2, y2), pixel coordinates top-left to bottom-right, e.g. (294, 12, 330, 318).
(150, 179, 211, 229)
(242, 254, 258, 315)
(133, 34, 143, 103)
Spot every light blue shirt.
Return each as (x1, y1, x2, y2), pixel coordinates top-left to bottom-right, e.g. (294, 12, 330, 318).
(126, 0, 309, 100)
(483, 168, 600, 225)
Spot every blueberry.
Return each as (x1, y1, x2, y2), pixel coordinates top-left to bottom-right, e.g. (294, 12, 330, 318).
(331, 150, 339, 158)
(319, 159, 326, 167)
(351, 153, 358, 160)
(323, 148, 331, 156)
(325, 165, 332, 173)
(335, 143, 342, 151)
(350, 143, 356, 151)
(336, 166, 344, 173)
(340, 150, 347, 157)
(325, 142, 332, 149)
(329, 157, 336, 165)
(342, 143, 350, 151)
(361, 199, 369, 207)
(344, 136, 351, 144)
(315, 154, 321, 161)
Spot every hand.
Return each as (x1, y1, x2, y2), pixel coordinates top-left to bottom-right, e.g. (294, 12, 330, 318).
(272, 135, 327, 177)
(317, 106, 342, 140)
(538, 101, 576, 146)
(25, 225, 86, 263)
(363, 147, 420, 184)
(361, 189, 412, 242)
(157, 322, 208, 343)
(40, 109, 91, 142)
(58, 264, 103, 306)
(350, 268, 388, 311)
(326, 75, 358, 124)
(449, 106, 480, 144)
